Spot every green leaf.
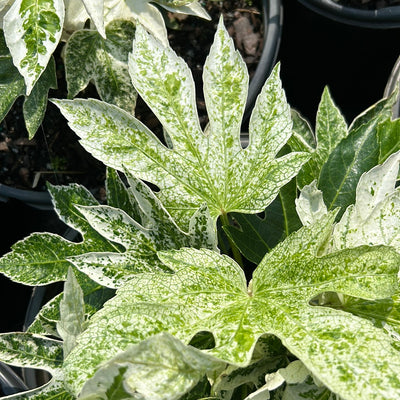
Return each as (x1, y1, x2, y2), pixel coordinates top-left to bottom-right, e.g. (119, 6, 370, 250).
(78, 333, 223, 400)
(0, 184, 118, 286)
(53, 21, 309, 226)
(23, 55, 57, 138)
(65, 20, 137, 114)
(377, 117, 400, 164)
(3, 0, 64, 94)
(289, 89, 348, 189)
(0, 232, 88, 285)
(68, 174, 216, 288)
(63, 215, 400, 399)
(57, 267, 86, 357)
(225, 179, 301, 263)
(319, 92, 396, 216)
(315, 87, 348, 168)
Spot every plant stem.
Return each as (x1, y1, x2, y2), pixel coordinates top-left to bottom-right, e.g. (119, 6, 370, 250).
(220, 212, 244, 268)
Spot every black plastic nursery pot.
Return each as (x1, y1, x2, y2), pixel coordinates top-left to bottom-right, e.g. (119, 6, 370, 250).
(298, 0, 400, 28)
(243, 0, 283, 121)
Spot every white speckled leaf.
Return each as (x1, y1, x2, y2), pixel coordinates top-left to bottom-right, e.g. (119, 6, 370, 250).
(333, 150, 400, 251)
(65, 20, 137, 114)
(0, 31, 57, 139)
(3, 0, 64, 94)
(78, 333, 222, 400)
(54, 21, 309, 225)
(64, 214, 400, 399)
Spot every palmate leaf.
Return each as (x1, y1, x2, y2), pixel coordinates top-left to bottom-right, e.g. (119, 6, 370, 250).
(65, 20, 137, 115)
(63, 214, 400, 399)
(53, 20, 309, 227)
(0, 169, 215, 289)
(3, 0, 64, 95)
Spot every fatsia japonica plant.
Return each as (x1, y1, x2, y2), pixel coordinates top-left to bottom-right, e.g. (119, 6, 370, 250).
(0, 0, 209, 137)
(0, 17, 400, 400)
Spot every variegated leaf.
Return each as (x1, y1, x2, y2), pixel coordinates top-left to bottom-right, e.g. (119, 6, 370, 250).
(63, 214, 400, 399)
(332, 150, 400, 251)
(3, 0, 64, 94)
(78, 333, 223, 400)
(65, 20, 137, 114)
(53, 20, 309, 226)
(0, 30, 57, 138)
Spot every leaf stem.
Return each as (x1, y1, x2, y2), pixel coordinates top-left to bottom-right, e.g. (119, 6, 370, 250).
(220, 212, 244, 268)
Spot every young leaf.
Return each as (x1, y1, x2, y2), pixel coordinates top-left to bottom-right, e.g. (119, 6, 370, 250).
(28, 271, 114, 337)
(65, 20, 137, 114)
(63, 215, 400, 399)
(78, 333, 223, 400)
(319, 91, 397, 216)
(295, 180, 327, 226)
(3, 0, 64, 94)
(53, 21, 309, 226)
(57, 267, 86, 357)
